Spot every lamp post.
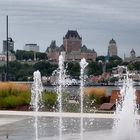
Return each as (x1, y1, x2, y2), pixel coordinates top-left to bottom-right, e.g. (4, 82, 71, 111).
(6, 15, 9, 81)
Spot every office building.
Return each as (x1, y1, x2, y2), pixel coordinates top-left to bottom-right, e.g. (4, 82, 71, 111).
(3, 37, 14, 54)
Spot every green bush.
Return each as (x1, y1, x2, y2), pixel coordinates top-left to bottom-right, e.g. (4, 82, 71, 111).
(84, 94, 100, 113)
(0, 93, 31, 109)
(65, 103, 80, 112)
(0, 83, 31, 109)
(42, 91, 57, 111)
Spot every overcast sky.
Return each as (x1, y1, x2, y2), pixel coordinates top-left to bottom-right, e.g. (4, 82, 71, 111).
(0, 0, 140, 58)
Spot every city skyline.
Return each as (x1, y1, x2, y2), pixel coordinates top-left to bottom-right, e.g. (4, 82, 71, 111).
(0, 0, 140, 57)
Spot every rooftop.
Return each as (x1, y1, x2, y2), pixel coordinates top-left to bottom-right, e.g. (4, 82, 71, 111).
(109, 38, 116, 44)
(64, 30, 82, 40)
(130, 49, 135, 54)
(25, 44, 38, 46)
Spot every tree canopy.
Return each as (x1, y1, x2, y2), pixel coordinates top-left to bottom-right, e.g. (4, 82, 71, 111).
(15, 50, 47, 61)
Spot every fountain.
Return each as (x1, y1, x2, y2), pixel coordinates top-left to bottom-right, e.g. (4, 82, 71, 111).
(80, 58, 88, 140)
(57, 54, 67, 140)
(30, 70, 43, 140)
(0, 64, 140, 140)
(113, 67, 139, 140)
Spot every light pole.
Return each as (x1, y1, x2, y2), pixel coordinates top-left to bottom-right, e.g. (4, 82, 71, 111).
(6, 15, 9, 81)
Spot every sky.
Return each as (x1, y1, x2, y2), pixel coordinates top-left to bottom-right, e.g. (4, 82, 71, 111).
(0, 0, 140, 58)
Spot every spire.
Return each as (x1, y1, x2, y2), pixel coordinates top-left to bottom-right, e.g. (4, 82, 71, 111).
(130, 48, 135, 54)
(109, 38, 116, 44)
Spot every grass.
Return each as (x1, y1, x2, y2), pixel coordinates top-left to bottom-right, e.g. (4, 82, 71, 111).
(42, 90, 57, 111)
(0, 82, 58, 111)
(83, 87, 107, 112)
(0, 82, 31, 109)
(84, 87, 107, 97)
(0, 82, 108, 112)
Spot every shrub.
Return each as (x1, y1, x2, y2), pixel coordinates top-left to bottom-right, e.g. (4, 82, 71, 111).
(83, 87, 107, 112)
(42, 91, 57, 111)
(65, 103, 80, 112)
(0, 82, 31, 109)
(84, 87, 106, 97)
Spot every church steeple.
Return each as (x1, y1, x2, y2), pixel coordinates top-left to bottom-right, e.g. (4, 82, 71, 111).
(109, 38, 116, 44)
(130, 49, 136, 58)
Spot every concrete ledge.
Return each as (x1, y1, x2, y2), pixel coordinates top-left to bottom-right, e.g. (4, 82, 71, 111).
(0, 110, 140, 119)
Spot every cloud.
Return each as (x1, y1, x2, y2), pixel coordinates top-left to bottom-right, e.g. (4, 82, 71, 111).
(0, 0, 140, 57)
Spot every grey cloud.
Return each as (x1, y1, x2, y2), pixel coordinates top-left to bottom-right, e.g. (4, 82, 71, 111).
(0, 0, 140, 57)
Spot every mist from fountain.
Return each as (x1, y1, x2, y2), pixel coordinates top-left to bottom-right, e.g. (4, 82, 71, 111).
(80, 58, 88, 140)
(30, 70, 43, 140)
(57, 54, 66, 140)
(113, 67, 139, 140)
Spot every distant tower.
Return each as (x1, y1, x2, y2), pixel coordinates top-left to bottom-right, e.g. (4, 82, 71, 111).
(130, 49, 136, 59)
(63, 30, 82, 53)
(108, 38, 117, 57)
(3, 37, 14, 54)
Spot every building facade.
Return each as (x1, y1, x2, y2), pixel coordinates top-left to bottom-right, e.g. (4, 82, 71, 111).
(46, 30, 97, 62)
(63, 30, 82, 53)
(3, 37, 14, 54)
(0, 53, 16, 62)
(124, 49, 140, 62)
(108, 38, 117, 57)
(24, 44, 39, 52)
(46, 40, 60, 62)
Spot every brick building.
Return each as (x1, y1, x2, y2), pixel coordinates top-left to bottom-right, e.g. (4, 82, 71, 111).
(46, 30, 97, 62)
(63, 30, 82, 53)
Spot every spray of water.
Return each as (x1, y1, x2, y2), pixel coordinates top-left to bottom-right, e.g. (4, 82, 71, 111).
(113, 67, 138, 140)
(80, 58, 88, 140)
(57, 54, 66, 113)
(52, 54, 75, 139)
(57, 54, 66, 140)
(30, 70, 43, 140)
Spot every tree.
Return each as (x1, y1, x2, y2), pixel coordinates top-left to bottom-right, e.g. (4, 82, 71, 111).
(133, 62, 140, 71)
(109, 56, 122, 64)
(15, 50, 34, 60)
(66, 62, 80, 77)
(36, 52, 47, 60)
(33, 61, 58, 76)
(87, 61, 103, 76)
(96, 56, 105, 62)
(106, 56, 123, 72)
(15, 50, 47, 61)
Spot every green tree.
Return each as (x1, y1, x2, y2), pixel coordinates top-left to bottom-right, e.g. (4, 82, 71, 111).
(36, 52, 47, 60)
(109, 56, 122, 64)
(15, 50, 47, 61)
(66, 62, 80, 77)
(106, 56, 123, 72)
(133, 62, 140, 71)
(8, 61, 34, 81)
(96, 56, 105, 62)
(87, 61, 103, 76)
(33, 61, 57, 76)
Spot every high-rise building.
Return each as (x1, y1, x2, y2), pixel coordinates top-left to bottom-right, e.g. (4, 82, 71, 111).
(108, 38, 117, 57)
(63, 30, 82, 53)
(24, 44, 39, 52)
(3, 37, 14, 54)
